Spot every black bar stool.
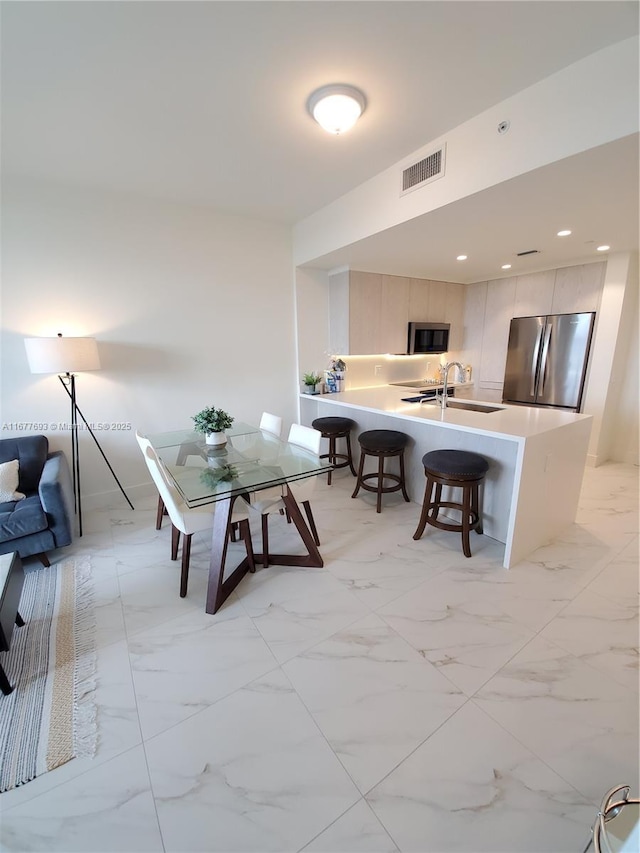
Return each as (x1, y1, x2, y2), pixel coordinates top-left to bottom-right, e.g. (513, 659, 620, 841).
(352, 430, 410, 513)
(413, 449, 489, 557)
(311, 417, 357, 485)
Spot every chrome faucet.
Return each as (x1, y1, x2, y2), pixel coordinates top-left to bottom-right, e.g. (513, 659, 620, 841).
(436, 362, 464, 409)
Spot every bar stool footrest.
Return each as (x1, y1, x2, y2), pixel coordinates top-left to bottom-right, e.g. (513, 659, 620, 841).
(319, 452, 351, 470)
(357, 471, 405, 495)
(422, 500, 480, 533)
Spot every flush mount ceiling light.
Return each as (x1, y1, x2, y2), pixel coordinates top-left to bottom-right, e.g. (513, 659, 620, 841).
(456, 255, 468, 261)
(597, 245, 610, 252)
(557, 230, 572, 237)
(501, 264, 512, 270)
(307, 84, 366, 135)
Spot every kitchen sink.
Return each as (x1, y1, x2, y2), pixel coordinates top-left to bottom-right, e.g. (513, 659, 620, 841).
(421, 399, 503, 413)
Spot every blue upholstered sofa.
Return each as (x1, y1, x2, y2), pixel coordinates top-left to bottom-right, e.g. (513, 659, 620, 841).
(0, 435, 74, 566)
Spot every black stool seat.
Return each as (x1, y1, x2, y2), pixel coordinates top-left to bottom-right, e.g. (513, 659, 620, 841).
(358, 430, 410, 453)
(311, 417, 357, 485)
(352, 430, 410, 513)
(414, 448, 489, 557)
(312, 416, 355, 435)
(422, 449, 489, 479)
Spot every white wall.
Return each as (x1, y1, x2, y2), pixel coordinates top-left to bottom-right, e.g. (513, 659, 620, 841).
(294, 266, 331, 392)
(584, 252, 639, 465)
(611, 270, 639, 464)
(1, 178, 295, 505)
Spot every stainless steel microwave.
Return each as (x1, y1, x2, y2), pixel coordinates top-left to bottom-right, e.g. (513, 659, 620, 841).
(407, 322, 450, 354)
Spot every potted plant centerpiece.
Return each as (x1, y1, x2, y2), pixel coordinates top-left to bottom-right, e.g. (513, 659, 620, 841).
(302, 372, 322, 394)
(192, 405, 234, 446)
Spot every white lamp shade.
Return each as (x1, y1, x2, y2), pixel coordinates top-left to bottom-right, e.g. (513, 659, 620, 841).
(24, 336, 101, 374)
(307, 85, 366, 135)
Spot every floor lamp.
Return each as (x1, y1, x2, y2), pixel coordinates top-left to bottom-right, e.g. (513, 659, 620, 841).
(24, 333, 134, 536)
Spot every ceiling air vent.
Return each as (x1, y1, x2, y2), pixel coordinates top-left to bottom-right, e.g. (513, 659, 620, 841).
(516, 249, 540, 256)
(400, 145, 446, 196)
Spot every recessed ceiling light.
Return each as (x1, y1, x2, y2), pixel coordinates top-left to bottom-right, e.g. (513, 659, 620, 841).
(557, 230, 572, 237)
(501, 264, 512, 270)
(456, 255, 468, 261)
(307, 84, 366, 135)
(596, 245, 610, 252)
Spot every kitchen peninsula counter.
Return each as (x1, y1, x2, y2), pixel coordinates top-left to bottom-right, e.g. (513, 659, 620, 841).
(299, 387, 592, 568)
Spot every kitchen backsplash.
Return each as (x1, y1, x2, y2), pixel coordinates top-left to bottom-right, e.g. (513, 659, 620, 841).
(331, 353, 465, 391)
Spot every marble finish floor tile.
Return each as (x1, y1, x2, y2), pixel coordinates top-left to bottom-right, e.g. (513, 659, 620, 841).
(324, 534, 458, 610)
(92, 570, 128, 650)
(145, 669, 360, 852)
(302, 798, 399, 852)
(129, 606, 278, 739)
(474, 635, 639, 802)
(539, 587, 639, 692)
(117, 561, 204, 636)
(0, 747, 162, 852)
(234, 563, 352, 611)
(378, 576, 536, 695)
(367, 702, 595, 853)
(242, 582, 370, 664)
(3, 463, 636, 852)
(284, 613, 465, 792)
(585, 535, 639, 607)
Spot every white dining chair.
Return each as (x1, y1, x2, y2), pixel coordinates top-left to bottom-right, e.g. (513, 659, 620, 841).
(135, 431, 255, 596)
(246, 423, 322, 567)
(154, 439, 203, 530)
(259, 411, 283, 437)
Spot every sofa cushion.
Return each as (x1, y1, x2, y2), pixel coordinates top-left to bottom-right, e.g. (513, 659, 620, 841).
(0, 436, 48, 494)
(0, 460, 26, 502)
(0, 495, 48, 543)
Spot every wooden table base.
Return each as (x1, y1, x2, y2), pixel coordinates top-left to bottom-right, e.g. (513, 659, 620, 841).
(205, 487, 324, 614)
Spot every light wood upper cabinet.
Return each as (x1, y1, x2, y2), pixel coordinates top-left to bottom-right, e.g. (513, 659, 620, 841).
(480, 276, 516, 383)
(409, 278, 431, 320)
(552, 262, 604, 314)
(428, 279, 448, 322)
(464, 261, 607, 397)
(328, 269, 350, 354)
(381, 275, 410, 353)
(445, 283, 465, 351)
(460, 281, 487, 367)
(330, 270, 465, 355)
(514, 270, 555, 318)
(349, 271, 382, 354)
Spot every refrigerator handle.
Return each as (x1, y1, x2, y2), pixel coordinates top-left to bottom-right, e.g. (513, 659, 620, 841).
(531, 326, 544, 397)
(539, 323, 552, 396)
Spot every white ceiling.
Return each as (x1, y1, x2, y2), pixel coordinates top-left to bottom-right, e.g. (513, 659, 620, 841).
(2, 1, 638, 283)
(305, 134, 640, 283)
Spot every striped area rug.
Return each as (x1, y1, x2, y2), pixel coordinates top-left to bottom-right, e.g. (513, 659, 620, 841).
(0, 556, 96, 792)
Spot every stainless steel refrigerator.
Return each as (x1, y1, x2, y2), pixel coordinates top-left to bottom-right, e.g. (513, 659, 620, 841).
(502, 312, 595, 411)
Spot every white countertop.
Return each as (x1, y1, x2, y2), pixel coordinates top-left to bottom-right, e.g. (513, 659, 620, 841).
(301, 385, 592, 442)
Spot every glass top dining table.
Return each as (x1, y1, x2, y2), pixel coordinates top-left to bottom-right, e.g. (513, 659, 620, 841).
(146, 423, 334, 614)
(147, 422, 333, 508)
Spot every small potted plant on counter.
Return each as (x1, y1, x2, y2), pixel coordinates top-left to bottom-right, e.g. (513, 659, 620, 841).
(302, 372, 322, 394)
(192, 405, 234, 446)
